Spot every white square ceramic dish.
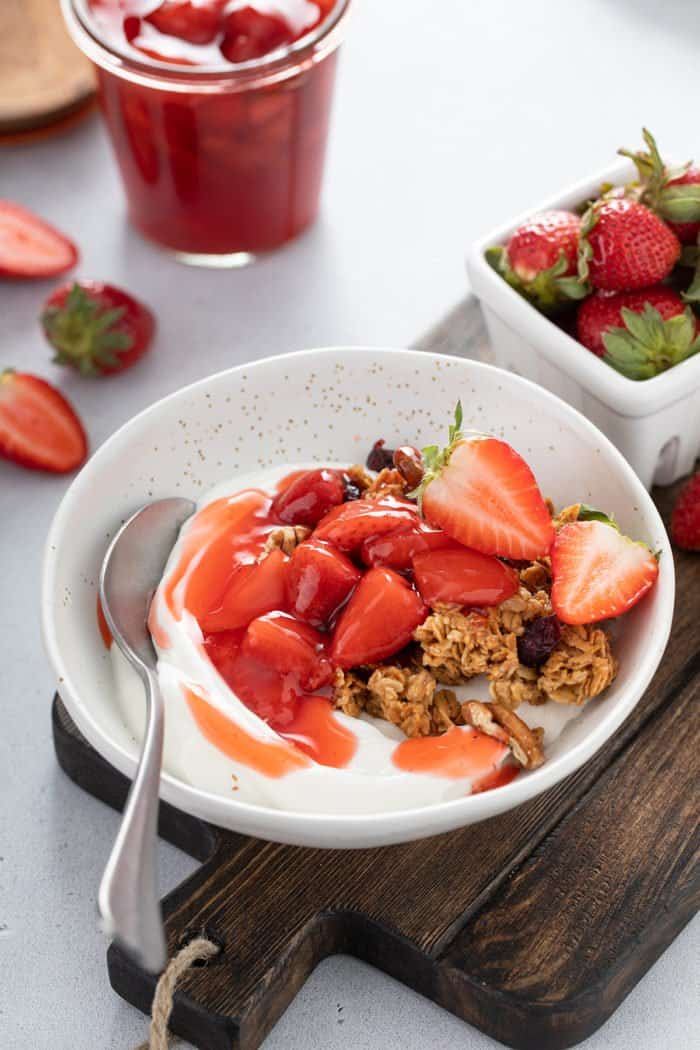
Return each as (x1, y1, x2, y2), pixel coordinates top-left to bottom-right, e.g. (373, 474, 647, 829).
(466, 158, 700, 490)
(42, 348, 674, 848)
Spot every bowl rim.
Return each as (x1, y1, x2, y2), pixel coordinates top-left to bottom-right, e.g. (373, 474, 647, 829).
(41, 346, 675, 844)
(466, 157, 700, 418)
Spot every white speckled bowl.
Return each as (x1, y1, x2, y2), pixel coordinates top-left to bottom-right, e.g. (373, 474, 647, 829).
(42, 348, 674, 848)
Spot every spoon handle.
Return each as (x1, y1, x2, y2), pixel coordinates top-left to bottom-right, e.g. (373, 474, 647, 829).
(98, 666, 167, 973)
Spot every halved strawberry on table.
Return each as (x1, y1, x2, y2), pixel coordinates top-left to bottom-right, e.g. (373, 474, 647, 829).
(485, 210, 587, 313)
(551, 516, 659, 625)
(0, 369, 87, 473)
(330, 567, 428, 668)
(0, 200, 78, 279)
(415, 404, 554, 560)
(577, 286, 700, 378)
(42, 282, 155, 377)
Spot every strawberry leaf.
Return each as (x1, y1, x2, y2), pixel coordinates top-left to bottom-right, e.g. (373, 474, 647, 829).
(602, 302, 700, 379)
(577, 504, 618, 528)
(449, 401, 463, 444)
(486, 245, 589, 313)
(658, 184, 700, 223)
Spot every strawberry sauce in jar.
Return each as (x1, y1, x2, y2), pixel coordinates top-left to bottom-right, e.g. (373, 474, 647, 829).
(62, 1, 351, 264)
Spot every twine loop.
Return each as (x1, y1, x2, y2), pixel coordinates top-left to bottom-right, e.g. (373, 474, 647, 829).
(135, 936, 221, 1050)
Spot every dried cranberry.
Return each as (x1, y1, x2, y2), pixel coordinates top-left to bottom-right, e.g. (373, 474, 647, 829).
(366, 439, 395, 472)
(517, 615, 561, 667)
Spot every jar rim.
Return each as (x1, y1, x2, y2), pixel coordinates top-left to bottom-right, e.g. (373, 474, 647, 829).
(62, 0, 351, 92)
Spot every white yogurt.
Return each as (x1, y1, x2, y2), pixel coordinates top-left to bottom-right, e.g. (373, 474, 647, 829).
(113, 466, 579, 814)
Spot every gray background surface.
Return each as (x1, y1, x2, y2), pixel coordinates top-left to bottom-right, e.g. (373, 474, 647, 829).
(2, 0, 699, 1047)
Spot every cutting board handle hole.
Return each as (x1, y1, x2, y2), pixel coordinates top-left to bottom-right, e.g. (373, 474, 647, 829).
(176, 926, 226, 967)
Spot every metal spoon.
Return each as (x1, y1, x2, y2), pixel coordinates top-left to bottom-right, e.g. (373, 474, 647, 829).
(98, 497, 196, 973)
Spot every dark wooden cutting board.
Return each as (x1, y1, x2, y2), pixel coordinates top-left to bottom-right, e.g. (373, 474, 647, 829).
(52, 299, 700, 1050)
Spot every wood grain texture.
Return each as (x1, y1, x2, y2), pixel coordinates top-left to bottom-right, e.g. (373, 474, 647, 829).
(0, 0, 95, 134)
(51, 297, 700, 1050)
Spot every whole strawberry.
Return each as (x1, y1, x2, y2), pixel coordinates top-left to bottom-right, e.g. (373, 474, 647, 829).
(663, 167, 700, 244)
(671, 472, 700, 550)
(579, 198, 680, 292)
(576, 286, 700, 377)
(619, 128, 700, 244)
(41, 281, 155, 377)
(486, 210, 587, 313)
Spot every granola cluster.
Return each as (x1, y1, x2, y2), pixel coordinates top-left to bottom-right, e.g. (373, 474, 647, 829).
(330, 501, 619, 768)
(413, 583, 616, 710)
(333, 668, 545, 769)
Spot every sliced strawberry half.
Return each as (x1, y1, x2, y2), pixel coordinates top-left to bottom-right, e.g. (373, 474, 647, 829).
(241, 612, 333, 691)
(0, 370, 87, 473)
(199, 547, 288, 633)
(412, 547, 519, 607)
(0, 201, 78, 279)
(314, 496, 419, 551)
(418, 405, 554, 560)
(551, 519, 659, 625)
(286, 538, 361, 628)
(330, 567, 428, 668)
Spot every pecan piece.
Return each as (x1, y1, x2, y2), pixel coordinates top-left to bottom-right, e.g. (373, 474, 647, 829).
(263, 525, 311, 556)
(462, 699, 545, 769)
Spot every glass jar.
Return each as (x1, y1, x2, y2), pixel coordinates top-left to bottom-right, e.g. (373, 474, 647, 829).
(62, 1, 351, 266)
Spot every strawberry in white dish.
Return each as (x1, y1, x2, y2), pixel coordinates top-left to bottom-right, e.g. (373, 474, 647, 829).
(486, 210, 587, 313)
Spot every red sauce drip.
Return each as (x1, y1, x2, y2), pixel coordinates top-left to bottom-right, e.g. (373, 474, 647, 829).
(97, 594, 113, 649)
(393, 726, 508, 780)
(184, 685, 310, 778)
(280, 695, 357, 768)
(203, 629, 356, 769)
(161, 489, 271, 636)
(471, 763, 520, 794)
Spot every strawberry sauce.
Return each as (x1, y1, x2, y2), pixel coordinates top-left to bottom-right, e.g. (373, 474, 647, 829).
(154, 474, 359, 769)
(145, 466, 523, 788)
(393, 726, 508, 780)
(82, 1, 345, 257)
(97, 594, 113, 649)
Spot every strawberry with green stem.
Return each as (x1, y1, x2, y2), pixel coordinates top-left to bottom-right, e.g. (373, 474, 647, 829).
(577, 286, 700, 378)
(577, 197, 680, 292)
(414, 403, 554, 560)
(618, 127, 700, 245)
(41, 281, 155, 377)
(486, 210, 588, 314)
